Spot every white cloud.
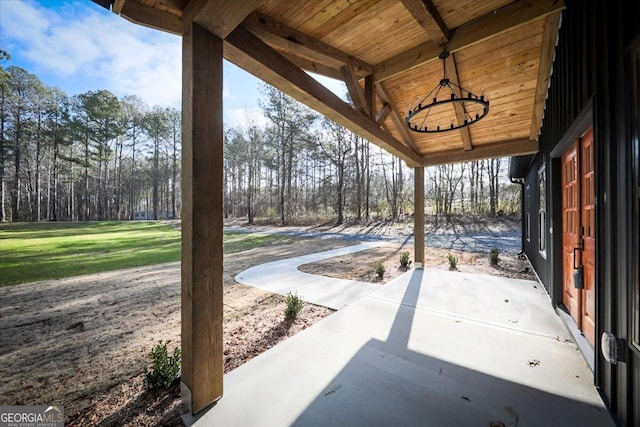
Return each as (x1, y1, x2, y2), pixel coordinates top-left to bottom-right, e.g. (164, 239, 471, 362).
(0, 1, 51, 42)
(1, 1, 182, 108)
(0, 2, 347, 113)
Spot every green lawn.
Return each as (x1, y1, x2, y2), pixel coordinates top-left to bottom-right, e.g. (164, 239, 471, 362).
(0, 222, 296, 287)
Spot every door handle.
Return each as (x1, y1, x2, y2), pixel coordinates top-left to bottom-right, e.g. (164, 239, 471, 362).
(573, 245, 584, 289)
(573, 247, 582, 270)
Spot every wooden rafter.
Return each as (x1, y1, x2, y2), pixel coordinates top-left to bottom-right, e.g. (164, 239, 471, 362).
(184, 0, 262, 39)
(156, 0, 187, 11)
(443, 52, 473, 151)
(119, 0, 181, 34)
(375, 82, 420, 152)
(400, 0, 449, 46)
(374, 0, 565, 83)
(112, 0, 125, 13)
(242, 12, 373, 78)
(341, 64, 370, 116)
(376, 104, 392, 125)
(280, 53, 344, 81)
(423, 138, 538, 166)
(224, 25, 423, 167)
(530, 11, 562, 141)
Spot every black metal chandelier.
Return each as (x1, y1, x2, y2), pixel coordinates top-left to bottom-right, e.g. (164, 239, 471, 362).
(405, 51, 489, 133)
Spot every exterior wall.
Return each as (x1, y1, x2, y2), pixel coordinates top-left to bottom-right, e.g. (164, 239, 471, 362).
(522, 153, 549, 291)
(517, 1, 640, 425)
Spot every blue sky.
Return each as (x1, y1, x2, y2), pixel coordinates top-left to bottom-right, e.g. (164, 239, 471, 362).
(0, 0, 346, 128)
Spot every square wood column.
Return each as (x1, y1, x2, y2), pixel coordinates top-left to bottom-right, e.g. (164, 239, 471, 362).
(181, 21, 224, 414)
(414, 167, 425, 269)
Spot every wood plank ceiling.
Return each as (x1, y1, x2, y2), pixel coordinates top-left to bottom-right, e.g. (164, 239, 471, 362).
(95, 0, 564, 167)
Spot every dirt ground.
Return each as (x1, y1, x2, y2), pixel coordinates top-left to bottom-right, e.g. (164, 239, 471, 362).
(298, 243, 536, 284)
(0, 237, 351, 426)
(0, 219, 535, 426)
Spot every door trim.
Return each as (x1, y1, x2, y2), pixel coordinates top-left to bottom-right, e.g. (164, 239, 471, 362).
(551, 111, 596, 365)
(551, 100, 594, 159)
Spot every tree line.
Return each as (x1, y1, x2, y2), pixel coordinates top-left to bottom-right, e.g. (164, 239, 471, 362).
(1, 55, 519, 225)
(1, 57, 180, 222)
(224, 84, 519, 225)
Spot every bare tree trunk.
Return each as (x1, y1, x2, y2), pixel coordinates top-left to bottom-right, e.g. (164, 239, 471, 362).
(286, 135, 294, 222)
(12, 122, 21, 222)
(487, 158, 501, 216)
(0, 86, 6, 223)
(279, 133, 286, 224)
(152, 136, 159, 220)
(35, 113, 42, 221)
(365, 142, 370, 219)
(354, 135, 362, 220)
(479, 160, 485, 215)
(172, 130, 178, 219)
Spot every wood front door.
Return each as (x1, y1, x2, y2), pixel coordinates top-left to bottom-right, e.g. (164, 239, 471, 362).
(580, 128, 595, 346)
(561, 126, 595, 347)
(562, 141, 581, 323)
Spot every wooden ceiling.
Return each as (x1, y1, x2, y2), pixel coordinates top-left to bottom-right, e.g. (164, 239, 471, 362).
(95, 0, 564, 167)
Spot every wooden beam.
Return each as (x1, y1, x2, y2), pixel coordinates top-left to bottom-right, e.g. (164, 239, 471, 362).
(401, 0, 449, 45)
(181, 20, 224, 414)
(184, 0, 262, 39)
(375, 82, 420, 152)
(112, 0, 125, 13)
(530, 11, 561, 141)
(280, 52, 344, 81)
(225, 25, 423, 167)
(365, 75, 374, 119)
(243, 12, 373, 78)
(341, 64, 370, 116)
(422, 138, 538, 166)
(374, 0, 565, 83)
(444, 52, 473, 151)
(119, 1, 181, 34)
(157, 0, 188, 11)
(376, 103, 392, 125)
(414, 167, 425, 269)
(246, 26, 343, 70)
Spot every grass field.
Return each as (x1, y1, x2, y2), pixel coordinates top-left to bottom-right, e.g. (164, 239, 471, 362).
(0, 221, 297, 287)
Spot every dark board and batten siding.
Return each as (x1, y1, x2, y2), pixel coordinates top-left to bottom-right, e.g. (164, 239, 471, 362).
(514, 1, 640, 425)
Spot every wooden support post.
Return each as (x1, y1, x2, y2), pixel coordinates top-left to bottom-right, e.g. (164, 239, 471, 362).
(364, 75, 374, 119)
(181, 20, 224, 415)
(414, 167, 425, 269)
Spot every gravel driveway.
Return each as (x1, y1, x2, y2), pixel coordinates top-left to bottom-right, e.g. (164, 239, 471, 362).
(224, 226, 523, 255)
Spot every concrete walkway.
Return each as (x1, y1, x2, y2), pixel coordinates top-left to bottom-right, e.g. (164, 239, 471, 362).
(234, 242, 384, 310)
(195, 268, 614, 427)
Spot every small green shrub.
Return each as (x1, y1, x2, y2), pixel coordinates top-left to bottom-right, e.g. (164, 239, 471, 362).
(399, 251, 410, 267)
(375, 261, 386, 278)
(489, 248, 500, 266)
(447, 253, 458, 270)
(144, 340, 181, 390)
(285, 292, 304, 320)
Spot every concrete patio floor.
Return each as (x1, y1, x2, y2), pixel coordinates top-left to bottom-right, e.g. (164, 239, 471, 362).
(193, 268, 614, 426)
(235, 242, 384, 309)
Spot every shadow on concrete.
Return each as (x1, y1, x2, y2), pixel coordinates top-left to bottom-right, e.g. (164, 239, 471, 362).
(291, 270, 612, 427)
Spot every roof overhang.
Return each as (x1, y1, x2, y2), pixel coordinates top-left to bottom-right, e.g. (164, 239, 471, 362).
(93, 0, 564, 168)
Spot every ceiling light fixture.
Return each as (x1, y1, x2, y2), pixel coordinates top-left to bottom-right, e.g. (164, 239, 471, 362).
(405, 51, 489, 133)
